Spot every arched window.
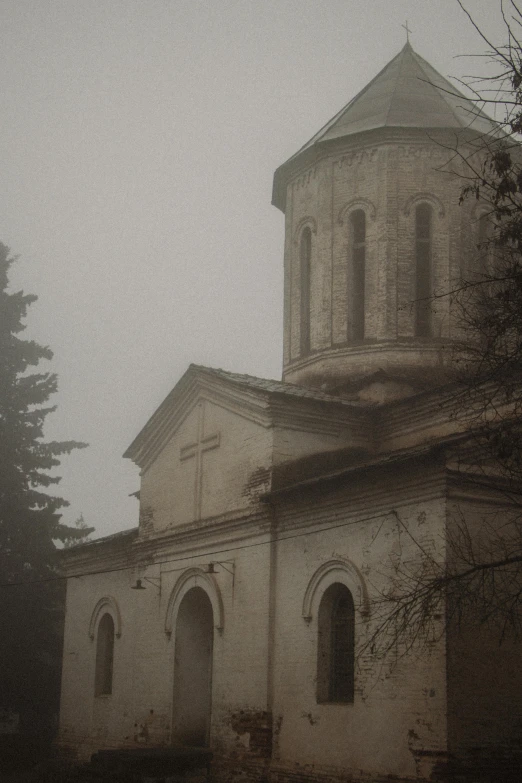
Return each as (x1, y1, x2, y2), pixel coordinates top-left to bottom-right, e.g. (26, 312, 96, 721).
(477, 212, 491, 276)
(350, 210, 366, 341)
(317, 583, 355, 703)
(415, 203, 433, 337)
(95, 613, 115, 696)
(300, 227, 312, 355)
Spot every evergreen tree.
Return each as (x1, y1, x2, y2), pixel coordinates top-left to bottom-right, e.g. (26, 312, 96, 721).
(62, 513, 93, 549)
(0, 242, 88, 735)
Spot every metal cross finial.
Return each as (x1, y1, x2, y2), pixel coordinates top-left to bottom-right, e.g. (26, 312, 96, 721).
(402, 20, 412, 43)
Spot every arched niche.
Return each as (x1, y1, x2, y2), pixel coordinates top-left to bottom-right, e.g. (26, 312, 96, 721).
(338, 197, 377, 224)
(302, 558, 370, 624)
(165, 567, 225, 637)
(89, 596, 122, 640)
(404, 192, 445, 218)
(293, 216, 317, 245)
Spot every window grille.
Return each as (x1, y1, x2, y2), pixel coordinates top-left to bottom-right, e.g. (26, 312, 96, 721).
(329, 592, 355, 701)
(317, 583, 355, 703)
(95, 612, 115, 696)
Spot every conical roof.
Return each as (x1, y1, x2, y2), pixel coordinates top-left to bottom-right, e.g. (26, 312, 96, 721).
(273, 42, 500, 210)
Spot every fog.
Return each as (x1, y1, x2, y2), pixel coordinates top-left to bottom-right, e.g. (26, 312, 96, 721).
(0, 1, 507, 538)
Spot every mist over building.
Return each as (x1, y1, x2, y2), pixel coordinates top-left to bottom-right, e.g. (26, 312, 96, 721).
(57, 40, 521, 783)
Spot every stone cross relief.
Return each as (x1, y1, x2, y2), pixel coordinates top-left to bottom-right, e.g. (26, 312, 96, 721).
(179, 400, 220, 521)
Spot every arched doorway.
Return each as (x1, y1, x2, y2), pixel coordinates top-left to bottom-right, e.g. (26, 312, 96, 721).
(172, 587, 214, 747)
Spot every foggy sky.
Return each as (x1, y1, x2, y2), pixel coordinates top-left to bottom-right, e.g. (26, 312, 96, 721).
(0, 1, 508, 538)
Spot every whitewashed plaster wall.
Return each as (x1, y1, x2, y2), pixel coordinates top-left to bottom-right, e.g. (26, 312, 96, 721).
(59, 534, 273, 761)
(59, 569, 137, 757)
(270, 474, 448, 779)
(139, 397, 273, 531)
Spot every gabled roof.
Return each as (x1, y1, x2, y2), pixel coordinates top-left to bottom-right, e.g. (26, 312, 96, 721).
(273, 42, 500, 210)
(191, 365, 359, 405)
(123, 364, 362, 471)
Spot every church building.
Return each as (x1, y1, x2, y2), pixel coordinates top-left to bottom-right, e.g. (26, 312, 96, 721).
(58, 43, 522, 782)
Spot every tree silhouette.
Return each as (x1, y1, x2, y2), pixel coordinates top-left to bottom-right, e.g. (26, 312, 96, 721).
(0, 242, 88, 735)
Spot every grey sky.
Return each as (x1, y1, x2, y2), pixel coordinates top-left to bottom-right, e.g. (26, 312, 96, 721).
(0, 1, 507, 538)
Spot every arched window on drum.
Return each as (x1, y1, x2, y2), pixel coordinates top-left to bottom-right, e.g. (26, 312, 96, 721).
(300, 226, 312, 356)
(415, 203, 433, 337)
(349, 210, 366, 342)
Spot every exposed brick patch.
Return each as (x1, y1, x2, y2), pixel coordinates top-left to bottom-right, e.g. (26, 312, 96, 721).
(243, 467, 272, 501)
(139, 505, 155, 535)
(229, 710, 273, 759)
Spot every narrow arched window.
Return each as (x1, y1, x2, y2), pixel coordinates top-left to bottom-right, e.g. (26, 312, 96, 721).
(350, 210, 366, 341)
(300, 227, 312, 355)
(95, 613, 114, 696)
(477, 213, 490, 276)
(415, 204, 432, 337)
(317, 583, 355, 703)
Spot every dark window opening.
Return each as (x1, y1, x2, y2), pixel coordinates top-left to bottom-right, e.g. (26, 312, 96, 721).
(317, 583, 355, 704)
(300, 227, 312, 355)
(477, 213, 490, 276)
(415, 203, 432, 337)
(95, 612, 115, 696)
(350, 210, 366, 342)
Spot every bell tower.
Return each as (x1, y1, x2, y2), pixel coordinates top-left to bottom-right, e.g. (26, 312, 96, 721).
(272, 43, 499, 394)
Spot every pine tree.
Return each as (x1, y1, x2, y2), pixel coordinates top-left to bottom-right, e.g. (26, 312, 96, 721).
(0, 242, 88, 736)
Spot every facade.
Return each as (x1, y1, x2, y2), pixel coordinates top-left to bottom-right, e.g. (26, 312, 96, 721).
(58, 44, 521, 782)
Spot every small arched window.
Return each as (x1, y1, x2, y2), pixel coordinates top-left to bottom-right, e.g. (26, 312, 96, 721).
(300, 227, 312, 355)
(95, 613, 115, 696)
(350, 210, 366, 341)
(415, 204, 432, 337)
(317, 583, 355, 703)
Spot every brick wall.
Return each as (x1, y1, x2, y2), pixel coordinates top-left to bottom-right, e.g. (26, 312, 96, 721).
(281, 131, 480, 387)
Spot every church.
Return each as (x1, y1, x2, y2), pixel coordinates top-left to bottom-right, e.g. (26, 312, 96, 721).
(58, 43, 522, 782)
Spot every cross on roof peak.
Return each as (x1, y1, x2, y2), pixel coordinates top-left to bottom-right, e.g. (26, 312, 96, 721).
(402, 20, 412, 43)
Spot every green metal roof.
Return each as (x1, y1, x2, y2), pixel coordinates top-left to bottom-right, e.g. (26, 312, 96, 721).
(273, 42, 500, 210)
